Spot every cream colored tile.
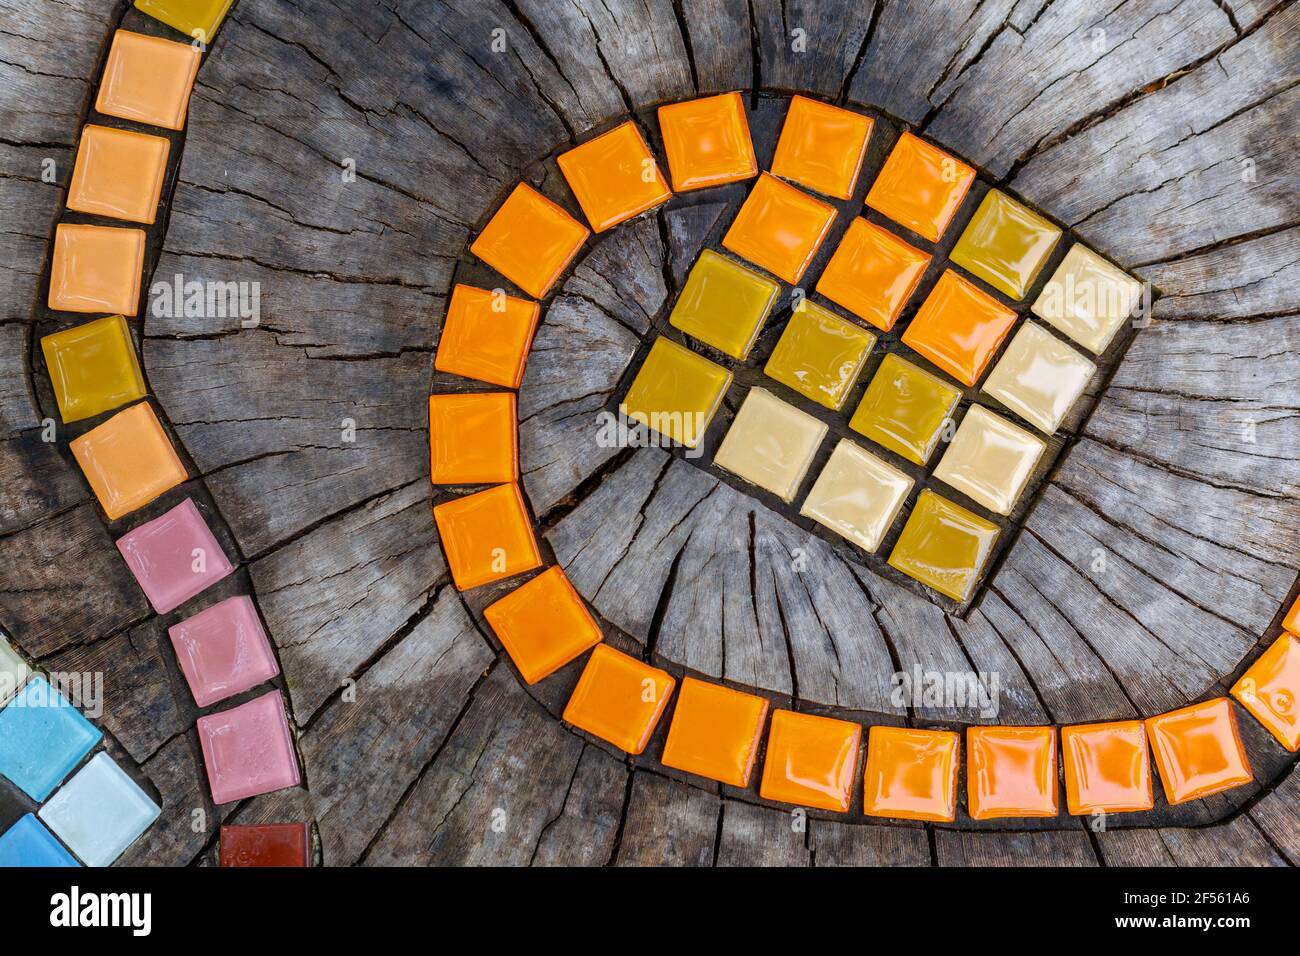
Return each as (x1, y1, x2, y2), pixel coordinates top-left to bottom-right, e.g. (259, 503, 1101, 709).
(983, 322, 1095, 434)
(800, 439, 913, 552)
(715, 388, 827, 502)
(934, 405, 1045, 515)
(1031, 244, 1142, 354)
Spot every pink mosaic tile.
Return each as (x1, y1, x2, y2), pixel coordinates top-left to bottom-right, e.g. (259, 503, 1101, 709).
(115, 498, 234, 614)
(197, 690, 300, 805)
(169, 595, 280, 708)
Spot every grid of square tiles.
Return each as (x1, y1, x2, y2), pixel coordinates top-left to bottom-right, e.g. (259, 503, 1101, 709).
(618, 93, 1145, 609)
(438, 91, 1295, 822)
(4, 6, 309, 865)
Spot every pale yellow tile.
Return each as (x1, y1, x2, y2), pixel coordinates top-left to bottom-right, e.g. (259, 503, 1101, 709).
(1031, 244, 1142, 354)
(800, 439, 913, 552)
(934, 405, 1045, 516)
(982, 322, 1095, 434)
(714, 388, 827, 502)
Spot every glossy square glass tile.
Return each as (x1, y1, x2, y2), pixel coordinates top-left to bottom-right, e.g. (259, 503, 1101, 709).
(861, 725, 960, 822)
(562, 644, 674, 755)
(800, 438, 913, 553)
(1061, 720, 1154, 815)
(220, 823, 310, 867)
(1231, 633, 1300, 752)
(168, 595, 279, 708)
(117, 498, 234, 614)
(621, 336, 732, 449)
(902, 270, 1018, 387)
(484, 566, 602, 685)
(722, 173, 837, 284)
(764, 301, 875, 410)
(770, 95, 873, 200)
(933, 405, 1046, 516)
(816, 217, 931, 332)
(48, 224, 145, 316)
(865, 132, 975, 242)
(887, 490, 999, 603)
(1032, 244, 1143, 354)
(428, 391, 517, 485)
(1283, 595, 1300, 635)
(759, 709, 860, 812)
(967, 725, 1059, 820)
(435, 283, 540, 389)
(669, 249, 779, 360)
(657, 92, 757, 192)
(950, 190, 1062, 300)
(0, 676, 101, 802)
(197, 691, 301, 805)
(40, 752, 159, 867)
(134, 0, 232, 41)
(0, 815, 79, 868)
(0, 632, 30, 704)
(661, 677, 769, 787)
(714, 388, 828, 504)
(97, 30, 202, 131)
(433, 483, 541, 591)
(470, 184, 589, 299)
(1146, 698, 1252, 805)
(70, 402, 186, 520)
(41, 315, 146, 424)
(67, 125, 171, 225)
(982, 322, 1095, 434)
(558, 121, 671, 232)
(849, 353, 960, 466)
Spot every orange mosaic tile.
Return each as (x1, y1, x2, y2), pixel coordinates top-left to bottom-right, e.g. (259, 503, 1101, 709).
(69, 402, 187, 521)
(483, 566, 602, 685)
(428, 392, 517, 485)
(558, 121, 671, 232)
(770, 95, 873, 200)
(861, 725, 959, 822)
(657, 91, 757, 192)
(1146, 698, 1253, 805)
(562, 644, 674, 755)
(967, 725, 1059, 820)
(722, 173, 837, 284)
(816, 217, 931, 332)
(67, 125, 171, 225)
(432, 483, 541, 591)
(434, 283, 540, 389)
(759, 709, 860, 812)
(901, 270, 1017, 386)
(1061, 720, 1154, 815)
(1283, 595, 1300, 635)
(470, 183, 589, 298)
(661, 677, 769, 787)
(48, 224, 146, 317)
(865, 132, 975, 242)
(1231, 633, 1300, 752)
(96, 30, 202, 131)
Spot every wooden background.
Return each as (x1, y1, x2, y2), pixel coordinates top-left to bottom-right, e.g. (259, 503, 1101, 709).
(0, 0, 1298, 865)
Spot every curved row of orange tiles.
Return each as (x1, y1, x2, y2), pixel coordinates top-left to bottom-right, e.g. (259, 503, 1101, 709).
(432, 92, 1300, 822)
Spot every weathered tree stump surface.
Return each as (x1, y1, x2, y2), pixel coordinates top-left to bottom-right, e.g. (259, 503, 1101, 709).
(1, 0, 1298, 866)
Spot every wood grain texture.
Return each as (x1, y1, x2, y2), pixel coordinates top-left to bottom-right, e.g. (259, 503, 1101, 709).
(614, 772, 720, 866)
(250, 480, 446, 723)
(2, 0, 1298, 866)
(293, 589, 493, 865)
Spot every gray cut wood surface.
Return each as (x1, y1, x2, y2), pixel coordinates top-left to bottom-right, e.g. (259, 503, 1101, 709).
(0, 0, 1297, 866)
